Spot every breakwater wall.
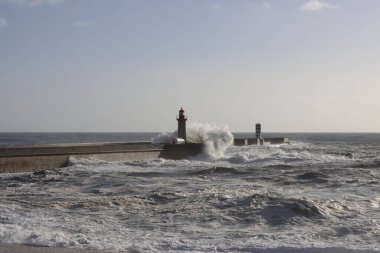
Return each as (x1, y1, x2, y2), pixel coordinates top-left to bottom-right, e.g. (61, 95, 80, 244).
(234, 137, 289, 146)
(0, 142, 203, 173)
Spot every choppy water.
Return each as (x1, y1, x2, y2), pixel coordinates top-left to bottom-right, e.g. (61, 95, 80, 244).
(0, 132, 380, 252)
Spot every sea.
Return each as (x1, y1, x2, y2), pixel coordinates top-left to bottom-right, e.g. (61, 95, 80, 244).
(0, 128, 379, 252)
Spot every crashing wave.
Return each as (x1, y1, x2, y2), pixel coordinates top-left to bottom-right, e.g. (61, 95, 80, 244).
(152, 122, 233, 159)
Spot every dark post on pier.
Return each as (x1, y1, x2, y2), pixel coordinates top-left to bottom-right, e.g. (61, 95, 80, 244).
(255, 123, 264, 145)
(255, 123, 261, 139)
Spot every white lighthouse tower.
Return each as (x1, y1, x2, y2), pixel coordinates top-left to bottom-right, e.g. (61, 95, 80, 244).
(177, 108, 187, 141)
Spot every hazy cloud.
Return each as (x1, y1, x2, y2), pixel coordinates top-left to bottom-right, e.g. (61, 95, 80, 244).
(72, 21, 94, 28)
(0, 0, 63, 7)
(262, 2, 272, 10)
(209, 3, 223, 10)
(246, 1, 272, 10)
(301, 0, 338, 11)
(0, 17, 7, 28)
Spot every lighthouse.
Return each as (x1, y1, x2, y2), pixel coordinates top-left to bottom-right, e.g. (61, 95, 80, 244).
(177, 107, 187, 141)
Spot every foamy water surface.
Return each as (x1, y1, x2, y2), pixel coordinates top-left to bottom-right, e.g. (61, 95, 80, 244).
(0, 132, 379, 252)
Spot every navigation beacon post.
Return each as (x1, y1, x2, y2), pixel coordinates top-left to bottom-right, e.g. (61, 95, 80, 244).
(177, 108, 187, 142)
(256, 123, 264, 145)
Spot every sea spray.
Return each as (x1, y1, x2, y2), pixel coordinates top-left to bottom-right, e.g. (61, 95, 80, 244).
(152, 122, 233, 159)
(187, 122, 233, 159)
(151, 132, 177, 144)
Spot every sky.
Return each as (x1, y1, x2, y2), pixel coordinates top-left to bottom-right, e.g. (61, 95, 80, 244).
(0, 0, 379, 132)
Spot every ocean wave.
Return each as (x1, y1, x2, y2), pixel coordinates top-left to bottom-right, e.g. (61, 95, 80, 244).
(351, 160, 380, 169)
(187, 166, 243, 176)
(0, 170, 64, 189)
(189, 191, 336, 227)
(126, 171, 168, 178)
(67, 156, 119, 167)
(218, 143, 356, 168)
(263, 164, 297, 169)
(297, 171, 329, 183)
(251, 194, 332, 226)
(146, 192, 188, 205)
